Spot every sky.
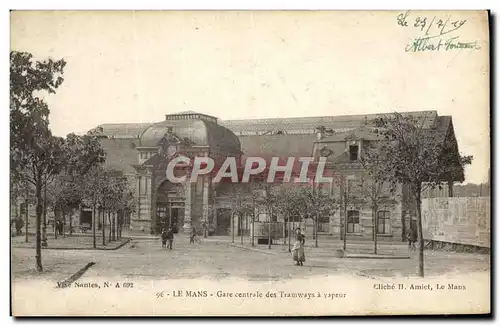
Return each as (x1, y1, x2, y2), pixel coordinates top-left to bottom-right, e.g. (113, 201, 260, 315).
(10, 10, 490, 184)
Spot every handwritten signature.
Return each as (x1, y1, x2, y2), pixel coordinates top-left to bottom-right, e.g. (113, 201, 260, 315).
(397, 11, 481, 52)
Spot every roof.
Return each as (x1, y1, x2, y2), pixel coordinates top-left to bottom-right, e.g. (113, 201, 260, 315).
(93, 110, 440, 139)
(99, 138, 138, 175)
(320, 125, 386, 142)
(239, 134, 316, 158)
(96, 123, 152, 139)
(220, 110, 439, 136)
(91, 111, 463, 180)
(138, 118, 241, 153)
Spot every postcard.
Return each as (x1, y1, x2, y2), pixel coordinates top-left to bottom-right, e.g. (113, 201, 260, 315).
(10, 10, 490, 316)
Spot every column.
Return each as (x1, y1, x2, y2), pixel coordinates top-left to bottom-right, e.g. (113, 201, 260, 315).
(202, 176, 210, 236)
(143, 174, 152, 232)
(183, 180, 192, 232)
(134, 175, 140, 220)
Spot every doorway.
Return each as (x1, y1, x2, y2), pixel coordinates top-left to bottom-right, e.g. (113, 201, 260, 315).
(80, 209, 92, 226)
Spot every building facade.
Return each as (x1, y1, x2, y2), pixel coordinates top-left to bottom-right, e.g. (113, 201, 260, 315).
(89, 110, 464, 240)
(11, 110, 464, 241)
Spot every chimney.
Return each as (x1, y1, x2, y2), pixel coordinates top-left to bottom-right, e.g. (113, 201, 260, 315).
(315, 125, 326, 140)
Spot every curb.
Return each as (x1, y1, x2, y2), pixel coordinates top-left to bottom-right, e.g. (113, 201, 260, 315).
(13, 238, 132, 251)
(343, 254, 410, 259)
(56, 262, 96, 288)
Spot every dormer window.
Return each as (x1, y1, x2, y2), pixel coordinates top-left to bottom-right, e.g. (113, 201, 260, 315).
(349, 145, 359, 161)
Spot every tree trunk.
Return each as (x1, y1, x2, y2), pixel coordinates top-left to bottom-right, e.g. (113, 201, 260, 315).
(110, 212, 114, 241)
(69, 207, 73, 236)
(116, 213, 120, 240)
(25, 198, 29, 243)
(283, 219, 286, 245)
(42, 185, 47, 247)
(401, 211, 407, 242)
(35, 176, 43, 272)
(251, 216, 255, 247)
(92, 204, 96, 248)
(288, 218, 291, 252)
(343, 199, 347, 251)
(240, 214, 243, 245)
(268, 209, 272, 249)
(108, 212, 112, 241)
(54, 210, 57, 240)
(102, 210, 106, 246)
(373, 207, 378, 254)
(315, 213, 319, 248)
(231, 211, 234, 243)
(415, 192, 424, 277)
(62, 210, 66, 238)
(113, 212, 116, 241)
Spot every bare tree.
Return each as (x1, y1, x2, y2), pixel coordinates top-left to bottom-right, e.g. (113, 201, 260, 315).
(363, 112, 472, 277)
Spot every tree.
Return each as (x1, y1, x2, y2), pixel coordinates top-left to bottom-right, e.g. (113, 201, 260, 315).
(10, 170, 33, 239)
(230, 185, 254, 245)
(118, 189, 136, 239)
(60, 132, 106, 235)
(363, 112, 472, 277)
(349, 172, 397, 254)
(301, 186, 337, 248)
(254, 183, 279, 249)
(10, 51, 66, 272)
(82, 166, 108, 248)
(273, 186, 308, 251)
(13, 131, 65, 271)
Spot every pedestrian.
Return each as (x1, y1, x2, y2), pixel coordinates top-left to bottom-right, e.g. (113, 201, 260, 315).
(161, 228, 168, 249)
(291, 228, 306, 266)
(407, 226, 417, 251)
(166, 226, 174, 250)
(189, 227, 196, 244)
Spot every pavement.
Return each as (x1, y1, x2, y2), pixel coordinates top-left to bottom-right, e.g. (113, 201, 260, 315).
(11, 235, 130, 250)
(11, 235, 491, 284)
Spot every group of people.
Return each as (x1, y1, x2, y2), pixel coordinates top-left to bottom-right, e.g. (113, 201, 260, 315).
(160, 227, 174, 250)
(160, 224, 418, 265)
(160, 226, 199, 250)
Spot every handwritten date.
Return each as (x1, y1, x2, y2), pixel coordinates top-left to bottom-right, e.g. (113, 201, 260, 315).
(397, 11, 466, 36)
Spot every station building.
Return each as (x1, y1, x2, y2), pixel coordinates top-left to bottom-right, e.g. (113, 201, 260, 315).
(88, 110, 464, 240)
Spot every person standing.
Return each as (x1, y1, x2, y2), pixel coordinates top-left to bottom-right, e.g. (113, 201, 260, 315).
(166, 226, 174, 250)
(161, 228, 168, 249)
(189, 227, 196, 244)
(407, 226, 417, 251)
(291, 228, 306, 266)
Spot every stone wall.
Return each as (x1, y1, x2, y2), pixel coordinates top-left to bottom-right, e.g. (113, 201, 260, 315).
(421, 197, 490, 248)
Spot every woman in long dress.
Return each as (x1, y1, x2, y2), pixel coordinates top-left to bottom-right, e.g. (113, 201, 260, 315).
(292, 228, 306, 266)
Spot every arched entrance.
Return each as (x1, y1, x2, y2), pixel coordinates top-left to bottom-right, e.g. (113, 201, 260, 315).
(155, 181, 185, 233)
